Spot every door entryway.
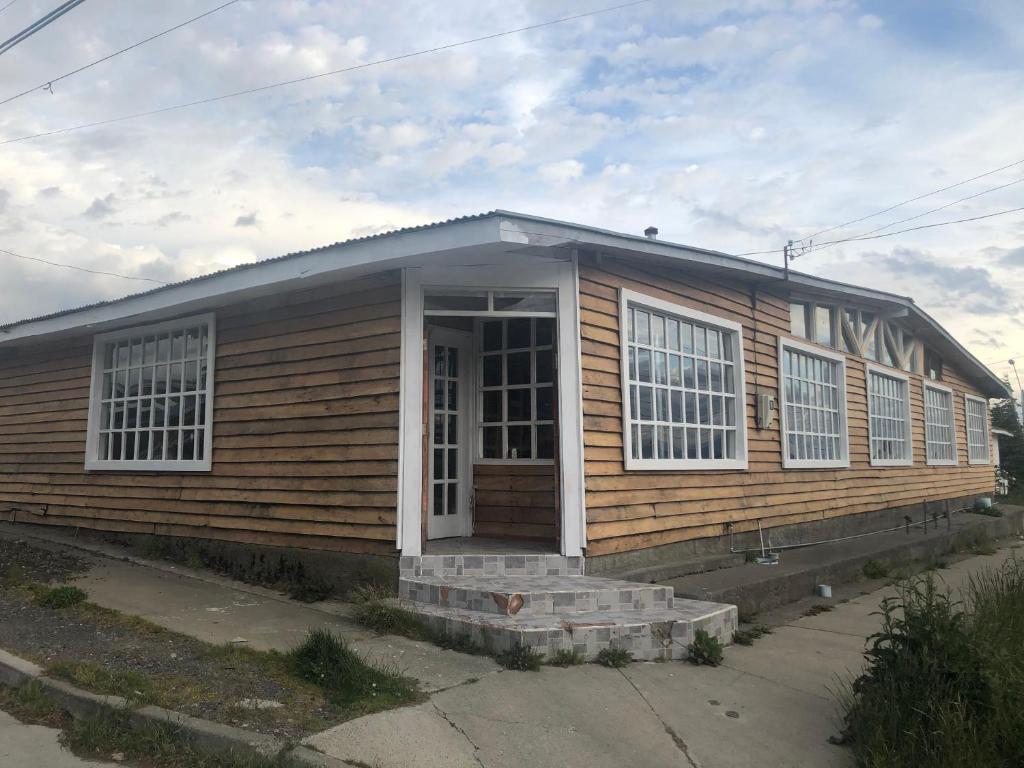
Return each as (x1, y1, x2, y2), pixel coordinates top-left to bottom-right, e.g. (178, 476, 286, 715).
(427, 327, 472, 540)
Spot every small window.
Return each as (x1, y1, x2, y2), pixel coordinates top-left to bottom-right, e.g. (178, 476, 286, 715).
(866, 365, 912, 466)
(789, 302, 807, 339)
(779, 338, 848, 468)
(814, 305, 833, 347)
(965, 395, 989, 464)
(924, 348, 943, 380)
(923, 382, 956, 465)
(86, 314, 215, 471)
(478, 317, 555, 461)
(620, 288, 747, 470)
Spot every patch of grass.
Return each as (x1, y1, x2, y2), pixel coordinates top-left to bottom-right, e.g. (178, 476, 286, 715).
(546, 648, 586, 667)
(65, 710, 293, 768)
(836, 560, 1024, 767)
(1, 562, 30, 588)
(595, 647, 632, 668)
(286, 573, 333, 603)
(434, 632, 486, 656)
(47, 660, 157, 704)
(34, 585, 88, 609)
(736, 607, 758, 624)
(924, 558, 950, 571)
(862, 559, 890, 580)
(688, 629, 723, 666)
(350, 585, 433, 640)
(0, 681, 65, 726)
(496, 643, 543, 671)
(286, 629, 421, 714)
(732, 624, 772, 646)
(802, 603, 835, 617)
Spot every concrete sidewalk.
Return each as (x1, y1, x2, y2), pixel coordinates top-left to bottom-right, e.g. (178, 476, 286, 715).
(2, 524, 1018, 768)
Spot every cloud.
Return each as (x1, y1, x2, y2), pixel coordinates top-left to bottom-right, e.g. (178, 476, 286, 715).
(858, 14, 884, 30)
(82, 194, 117, 220)
(234, 212, 259, 228)
(155, 211, 190, 227)
(539, 160, 584, 185)
(37, 186, 62, 199)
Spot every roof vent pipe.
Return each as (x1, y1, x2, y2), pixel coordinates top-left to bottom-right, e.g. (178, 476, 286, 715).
(644, 226, 658, 240)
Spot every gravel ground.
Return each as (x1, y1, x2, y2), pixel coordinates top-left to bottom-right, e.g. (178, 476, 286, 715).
(0, 539, 337, 739)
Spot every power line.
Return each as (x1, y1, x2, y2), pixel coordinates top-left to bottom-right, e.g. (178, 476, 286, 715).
(844, 176, 1024, 242)
(802, 156, 1024, 242)
(808, 205, 1024, 252)
(0, 0, 241, 107)
(0, 0, 90, 56)
(0, 247, 168, 284)
(737, 204, 1024, 259)
(0, 0, 652, 145)
(0, 0, 21, 16)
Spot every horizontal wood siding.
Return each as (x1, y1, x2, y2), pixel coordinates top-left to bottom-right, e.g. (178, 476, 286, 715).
(579, 255, 995, 557)
(0, 272, 402, 555)
(472, 463, 558, 541)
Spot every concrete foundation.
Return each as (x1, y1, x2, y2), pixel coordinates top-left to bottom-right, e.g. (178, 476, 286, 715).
(2, 523, 398, 596)
(586, 494, 982, 579)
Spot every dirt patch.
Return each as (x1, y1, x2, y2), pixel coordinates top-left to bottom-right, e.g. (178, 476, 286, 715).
(0, 536, 90, 585)
(0, 539, 380, 739)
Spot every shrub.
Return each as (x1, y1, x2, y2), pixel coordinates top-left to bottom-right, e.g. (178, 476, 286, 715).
(862, 560, 889, 580)
(547, 648, 585, 667)
(837, 565, 1024, 767)
(497, 643, 543, 671)
(595, 647, 632, 668)
(34, 585, 88, 609)
(287, 629, 420, 710)
(688, 629, 723, 666)
(732, 625, 772, 646)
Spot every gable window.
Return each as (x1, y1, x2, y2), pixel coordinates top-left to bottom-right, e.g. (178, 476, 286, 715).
(619, 288, 747, 470)
(478, 317, 555, 461)
(965, 395, 990, 464)
(779, 338, 848, 468)
(866, 365, 912, 466)
(923, 382, 956, 465)
(85, 314, 216, 471)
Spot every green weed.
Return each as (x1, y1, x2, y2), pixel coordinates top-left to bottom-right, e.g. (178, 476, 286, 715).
(687, 629, 723, 666)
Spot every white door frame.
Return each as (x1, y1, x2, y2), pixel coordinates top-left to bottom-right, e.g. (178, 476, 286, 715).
(426, 327, 474, 540)
(397, 259, 586, 557)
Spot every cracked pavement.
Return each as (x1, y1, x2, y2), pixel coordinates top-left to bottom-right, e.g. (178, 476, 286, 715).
(4, 525, 1017, 768)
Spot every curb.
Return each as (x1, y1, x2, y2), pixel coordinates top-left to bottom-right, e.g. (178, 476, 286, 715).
(0, 649, 353, 768)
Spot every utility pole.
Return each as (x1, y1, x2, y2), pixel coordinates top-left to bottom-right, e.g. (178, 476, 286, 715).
(782, 239, 812, 281)
(1010, 359, 1023, 423)
(0, 0, 90, 56)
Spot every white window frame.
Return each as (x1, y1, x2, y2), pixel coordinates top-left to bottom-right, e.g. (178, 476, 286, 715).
(922, 381, 957, 466)
(865, 363, 913, 467)
(475, 316, 556, 466)
(778, 336, 850, 469)
(964, 394, 990, 465)
(85, 313, 216, 472)
(618, 288, 749, 471)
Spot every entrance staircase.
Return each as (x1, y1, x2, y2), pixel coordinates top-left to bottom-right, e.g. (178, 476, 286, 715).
(398, 553, 737, 661)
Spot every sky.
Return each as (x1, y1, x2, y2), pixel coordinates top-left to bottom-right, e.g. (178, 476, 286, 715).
(0, 0, 1022, 394)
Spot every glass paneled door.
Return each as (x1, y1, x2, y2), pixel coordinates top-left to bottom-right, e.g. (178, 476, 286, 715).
(427, 328, 472, 539)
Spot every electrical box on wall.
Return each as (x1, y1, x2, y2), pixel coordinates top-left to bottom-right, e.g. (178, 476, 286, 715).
(756, 389, 777, 430)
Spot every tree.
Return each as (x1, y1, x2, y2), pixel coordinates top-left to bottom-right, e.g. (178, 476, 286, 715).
(991, 383, 1024, 492)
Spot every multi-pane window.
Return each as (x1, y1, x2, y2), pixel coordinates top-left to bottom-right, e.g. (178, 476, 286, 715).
(779, 339, 848, 468)
(86, 315, 215, 471)
(965, 395, 989, 464)
(923, 383, 956, 465)
(867, 366, 911, 465)
(479, 317, 555, 461)
(620, 290, 746, 469)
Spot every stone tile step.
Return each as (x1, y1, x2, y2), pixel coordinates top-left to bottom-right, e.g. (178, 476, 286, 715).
(399, 574, 673, 617)
(400, 598, 737, 662)
(399, 553, 584, 579)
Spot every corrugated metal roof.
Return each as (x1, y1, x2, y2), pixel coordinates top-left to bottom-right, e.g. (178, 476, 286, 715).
(0, 211, 499, 332)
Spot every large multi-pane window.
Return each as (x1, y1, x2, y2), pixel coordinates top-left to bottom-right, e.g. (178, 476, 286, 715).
(923, 382, 957, 465)
(965, 395, 990, 464)
(86, 314, 215, 471)
(866, 365, 912, 466)
(779, 339, 848, 468)
(478, 317, 555, 461)
(620, 289, 747, 470)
